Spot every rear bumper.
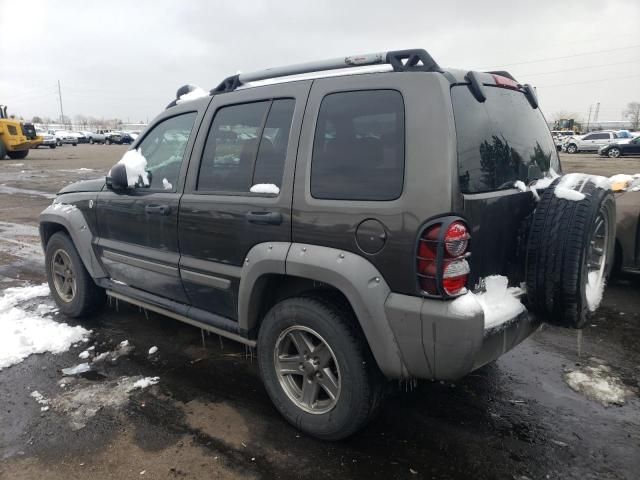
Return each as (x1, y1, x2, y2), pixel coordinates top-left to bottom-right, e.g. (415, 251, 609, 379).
(384, 293, 540, 380)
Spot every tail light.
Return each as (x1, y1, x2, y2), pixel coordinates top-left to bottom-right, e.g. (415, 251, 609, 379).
(417, 218, 470, 298)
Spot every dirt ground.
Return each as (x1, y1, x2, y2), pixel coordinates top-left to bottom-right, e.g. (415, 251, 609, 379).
(0, 145, 639, 479)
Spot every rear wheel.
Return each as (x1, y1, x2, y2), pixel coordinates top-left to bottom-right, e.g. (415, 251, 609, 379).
(608, 147, 621, 158)
(526, 177, 615, 328)
(0, 141, 6, 159)
(7, 149, 29, 159)
(45, 232, 105, 317)
(49, 144, 56, 149)
(258, 296, 386, 440)
(566, 144, 577, 153)
(56, 139, 62, 146)
(89, 137, 94, 144)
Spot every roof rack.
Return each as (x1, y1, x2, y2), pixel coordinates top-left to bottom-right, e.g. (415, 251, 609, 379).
(212, 48, 441, 94)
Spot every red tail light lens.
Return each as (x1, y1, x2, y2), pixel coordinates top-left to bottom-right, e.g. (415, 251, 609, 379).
(492, 74, 521, 91)
(416, 218, 470, 297)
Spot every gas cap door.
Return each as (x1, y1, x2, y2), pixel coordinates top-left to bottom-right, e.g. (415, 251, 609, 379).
(355, 219, 387, 254)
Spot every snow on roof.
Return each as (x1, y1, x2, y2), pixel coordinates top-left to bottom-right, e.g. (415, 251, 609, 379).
(176, 86, 209, 104)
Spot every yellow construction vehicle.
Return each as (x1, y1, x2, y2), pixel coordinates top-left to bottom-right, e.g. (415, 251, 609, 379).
(0, 105, 42, 159)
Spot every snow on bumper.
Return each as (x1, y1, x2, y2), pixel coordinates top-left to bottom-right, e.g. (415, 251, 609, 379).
(384, 276, 539, 380)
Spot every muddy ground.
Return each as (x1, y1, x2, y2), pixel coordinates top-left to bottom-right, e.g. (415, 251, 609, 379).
(0, 145, 639, 479)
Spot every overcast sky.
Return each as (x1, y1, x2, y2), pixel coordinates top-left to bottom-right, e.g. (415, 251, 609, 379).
(1, 0, 639, 125)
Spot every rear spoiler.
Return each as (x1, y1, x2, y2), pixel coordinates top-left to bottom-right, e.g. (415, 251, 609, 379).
(464, 70, 538, 109)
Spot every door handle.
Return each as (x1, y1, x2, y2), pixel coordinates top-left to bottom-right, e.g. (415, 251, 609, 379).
(145, 204, 171, 215)
(246, 211, 282, 225)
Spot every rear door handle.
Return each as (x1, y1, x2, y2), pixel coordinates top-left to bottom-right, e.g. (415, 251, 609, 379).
(246, 211, 282, 225)
(145, 204, 171, 215)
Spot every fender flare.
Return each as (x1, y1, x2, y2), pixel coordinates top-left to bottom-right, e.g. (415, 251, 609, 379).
(39, 203, 107, 279)
(239, 242, 408, 378)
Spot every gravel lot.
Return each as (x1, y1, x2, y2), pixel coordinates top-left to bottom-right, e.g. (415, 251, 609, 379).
(0, 145, 639, 479)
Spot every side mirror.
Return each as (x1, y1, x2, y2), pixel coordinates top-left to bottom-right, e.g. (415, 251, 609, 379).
(106, 163, 129, 191)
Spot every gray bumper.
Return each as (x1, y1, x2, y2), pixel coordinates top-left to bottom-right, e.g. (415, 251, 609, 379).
(384, 293, 540, 380)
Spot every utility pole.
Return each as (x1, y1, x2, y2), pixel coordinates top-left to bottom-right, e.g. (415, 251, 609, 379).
(593, 102, 600, 128)
(586, 105, 593, 132)
(57, 80, 65, 127)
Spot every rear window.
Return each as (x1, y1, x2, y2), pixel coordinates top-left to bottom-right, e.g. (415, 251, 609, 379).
(452, 85, 559, 194)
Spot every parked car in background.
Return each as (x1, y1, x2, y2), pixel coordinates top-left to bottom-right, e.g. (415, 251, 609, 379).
(598, 136, 640, 158)
(105, 131, 133, 145)
(81, 131, 106, 144)
(49, 129, 77, 146)
(71, 132, 88, 144)
(563, 131, 618, 153)
(35, 129, 56, 149)
(611, 176, 640, 275)
(551, 130, 575, 151)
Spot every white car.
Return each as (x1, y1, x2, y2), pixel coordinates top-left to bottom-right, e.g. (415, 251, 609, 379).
(563, 131, 618, 153)
(35, 129, 56, 149)
(49, 130, 77, 146)
(81, 131, 106, 144)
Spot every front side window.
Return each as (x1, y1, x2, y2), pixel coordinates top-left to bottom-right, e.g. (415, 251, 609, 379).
(311, 90, 405, 201)
(138, 112, 197, 191)
(197, 99, 295, 193)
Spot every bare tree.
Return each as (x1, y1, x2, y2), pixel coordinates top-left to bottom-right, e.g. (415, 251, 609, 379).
(625, 102, 640, 130)
(32, 116, 43, 124)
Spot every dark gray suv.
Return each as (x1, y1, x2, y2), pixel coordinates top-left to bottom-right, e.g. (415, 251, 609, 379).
(39, 49, 615, 440)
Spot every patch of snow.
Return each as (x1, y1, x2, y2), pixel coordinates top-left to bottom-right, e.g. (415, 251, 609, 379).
(609, 173, 640, 192)
(119, 340, 129, 348)
(51, 203, 78, 214)
(0, 284, 90, 370)
(449, 275, 525, 330)
(585, 271, 605, 312)
(250, 183, 280, 195)
(176, 86, 209, 104)
(565, 364, 629, 406)
(162, 178, 173, 190)
(131, 376, 160, 390)
(513, 180, 527, 193)
(555, 187, 585, 201)
(148, 346, 158, 355)
(62, 362, 92, 376)
(53, 375, 161, 430)
(78, 350, 90, 359)
(92, 352, 110, 363)
(30, 390, 49, 406)
(116, 149, 150, 187)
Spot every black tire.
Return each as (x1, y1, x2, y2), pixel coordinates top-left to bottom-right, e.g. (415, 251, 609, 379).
(7, 149, 29, 159)
(526, 177, 616, 328)
(72, 143, 77, 147)
(49, 144, 56, 149)
(45, 232, 106, 318)
(105, 138, 111, 145)
(0, 141, 6, 159)
(608, 147, 621, 158)
(258, 296, 386, 440)
(56, 139, 62, 146)
(89, 137, 94, 144)
(566, 144, 577, 153)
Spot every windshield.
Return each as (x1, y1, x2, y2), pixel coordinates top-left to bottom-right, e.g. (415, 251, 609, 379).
(452, 85, 560, 194)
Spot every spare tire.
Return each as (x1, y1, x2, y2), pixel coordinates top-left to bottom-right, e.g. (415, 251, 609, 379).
(526, 176, 615, 328)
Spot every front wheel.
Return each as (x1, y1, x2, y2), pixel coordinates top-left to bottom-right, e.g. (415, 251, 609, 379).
(89, 138, 94, 144)
(49, 144, 56, 149)
(56, 139, 62, 146)
(608, 147, 621, 158)
(566, 144, 578, 154)
(45, 232, 105, 317)
(7, 149, 29, 159)
(258, 296, 386, 440)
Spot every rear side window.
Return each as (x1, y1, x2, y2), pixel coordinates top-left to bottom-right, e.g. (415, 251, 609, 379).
(453, 86, 559, 194)
(197, 99, 295, 193)
(311, 90, 405, 201)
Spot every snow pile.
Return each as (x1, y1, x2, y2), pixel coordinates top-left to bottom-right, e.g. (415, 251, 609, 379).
(78, 350, 91, 359)
(176, 86, 209, 104)
(449, 275, 525, 330)
(250, 183, 280, 195)
(553, 173, 611, 202)
(148, 346, 158, 355)
(51, 203, 78, 214)
(609, 173, 640, 192)
(585, 271, 605, 312)
(162, 178, 173, 190)
(30, 391, 51, 411)
(131, 376, 160, 389)
(116, 149, 149, 187)
(62, 362, 91, 376)
(91, 339, 134, 363)
(0, 284, 90, 370)
(565, 364, 629, 406)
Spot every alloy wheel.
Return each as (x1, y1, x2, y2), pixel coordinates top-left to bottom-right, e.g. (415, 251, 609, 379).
(274, 326, 341, 414)
(51, 249, 76, 302)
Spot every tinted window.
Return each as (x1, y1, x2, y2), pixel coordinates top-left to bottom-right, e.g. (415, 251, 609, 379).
(311, 90, 405, 201)
(583, 134, 595, 140)
(591, 133, 609, 140)
(452, 86, 559, 194)
(197, 99, 294, 193)
(138, 112, 197, 191)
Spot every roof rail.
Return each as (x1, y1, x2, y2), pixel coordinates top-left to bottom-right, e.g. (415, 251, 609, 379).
(211, 48, 441, 94)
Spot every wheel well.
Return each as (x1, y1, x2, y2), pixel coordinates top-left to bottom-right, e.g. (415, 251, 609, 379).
(247, 274, 357, 339)
(40, 222, 70, 247)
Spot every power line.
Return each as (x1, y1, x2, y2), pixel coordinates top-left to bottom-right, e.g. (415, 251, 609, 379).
(518, 60, 640, 78)
(535, 73, 640, 88)
(481, 44, 640, 69)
